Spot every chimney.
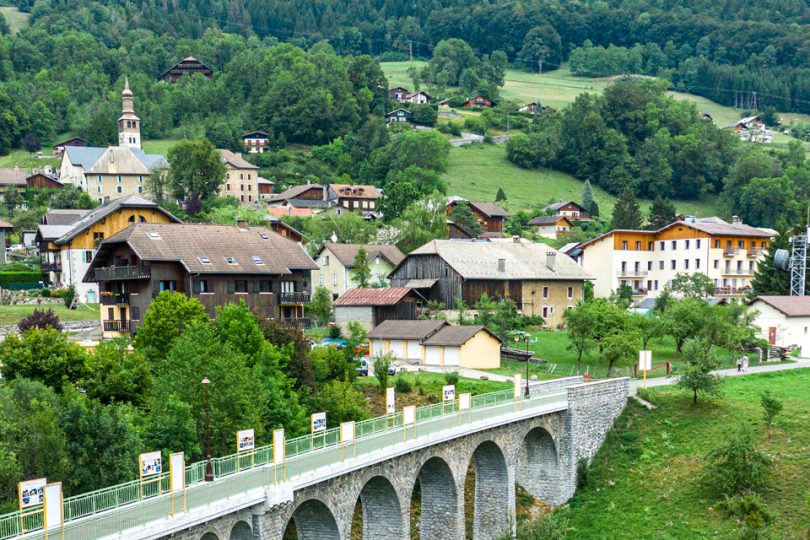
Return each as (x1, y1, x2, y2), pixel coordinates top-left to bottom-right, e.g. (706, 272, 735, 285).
(236, 219, 247, 229)
(497, 258, 506, 272)
(546, 251, 556, 271)
(732, 215, 742, 225)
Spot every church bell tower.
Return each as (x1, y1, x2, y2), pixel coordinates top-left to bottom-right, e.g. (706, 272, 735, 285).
(118, 76, 141, 149)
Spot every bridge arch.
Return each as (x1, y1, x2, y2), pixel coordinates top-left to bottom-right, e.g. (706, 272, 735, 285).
(467, 440, 511, 540)
(517, 426, 561, 504)
(200, 533, 219, 540)
(228, 520, 251, 540)
(282, 499, 340, 540)
(412, 456, 460, 540)
(353, 475, 404, 539)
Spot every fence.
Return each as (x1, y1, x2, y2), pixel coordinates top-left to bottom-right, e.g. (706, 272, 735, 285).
(0, 386, 569, 540)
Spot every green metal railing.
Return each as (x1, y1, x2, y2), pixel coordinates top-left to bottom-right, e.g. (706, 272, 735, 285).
(0, 386, 569, 540)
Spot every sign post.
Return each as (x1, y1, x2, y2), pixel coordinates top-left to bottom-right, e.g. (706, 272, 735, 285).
(236, 429, 256, 469)
(442, 384, 455, 414)
(138, 451, 163, 500)
(339, 421, 356, 461)
(458, 392, 471, 425)
(311, 412, 327, 449)
(18, 477, 46, 533)
(386, 387, 395, 428)
(513, 373, 522, 410)
(42, 482, 63, 540)
(273, 429, 285, 483)
(402, 405, 417, 440)
(169, 452, 185, 516)
(638, 350, 652, 388)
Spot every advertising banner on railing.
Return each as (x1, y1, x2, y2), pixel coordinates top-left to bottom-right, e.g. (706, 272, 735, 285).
(311, 412, 327, 433)
(459, 393, 471, 410)
(237, 429, 255, 452)
(442, 384, 455, 402)
(169, 453, 184, 494)
(514, 374, 522, 398)
(139, 451, 162, 478)
(42, 482, 63, 529)
(386, 387, 395, 414)
(638, 350, 652, 371)
(273, 429, 285, 465)
(18, 478, 46, 510)
(403, 405, 416, 425)
(340, 421, 355, 443)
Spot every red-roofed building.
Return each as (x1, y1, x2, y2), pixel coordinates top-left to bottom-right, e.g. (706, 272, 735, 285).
(333, 287, 421, 331)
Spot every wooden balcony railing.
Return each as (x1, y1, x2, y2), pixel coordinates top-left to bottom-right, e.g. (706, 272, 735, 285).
(102, 320, 130, 332)
(279, 291, 310, 304)
(94, 265, 151, 281)
(723, 248, 739, 256)
(747, 248, 762, 258)
(100, 293, 130, 306)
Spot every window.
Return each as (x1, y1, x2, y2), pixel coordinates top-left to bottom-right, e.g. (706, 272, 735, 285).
(248, 195, 252, 202)
(226, 183, 230, 190)
(198, 280, 209, 293)
(138, 176, 143, 183)
(648, 242, 654, 250)
(695, 259, 700, 269)
(567, 286, 573, 299)
(715, 240, 720, 248)
(714, 260, 719, 269)
(131, 306, 141, 321)
(116, 185, 123, 194)
(671, 240, 676, 249)
(240, 195, 244, 202)
(225, 256, 237, 265)
(749, 261, 755, 273)
(117, 175, 122, 183)
(280, 281, 295, 293)
(654, 280, 659, 290)
(685, 240, 690, 249)
(621, 241, 628, 250)
(635, 241, 641, 250)
(198, 256, 211, 264)
(542, 286, 549, 299)
(332, 273, 337, 285)
(234, 280, 248, 293)
(83, 250, 94, 263)
(738, 240, 745, 249)
(239, 174, 244, 180)
(240, 184, 244, 191)
(684, 259, 689, 269)
(138, 186, 143, 193)
(542, 307, 548, 318)
(147, 231, 160, 239)
(647, 261, 652, 270)
(375, 256, 380, 265)
(323, 255, 329, 267)
(93, 232, 104, 243)
(659, 261, 664, 270)
(257, 280, 272, 292)
(696, 239, 701, 249)
(97, 175, 102, 182)
(248, 174, 252, 180)
(97, 186, 102, 193)
(319, 274, 324, 286)
(671, 260, 676, 270)
(251, 256, 264, 265)
(159, 280, 176, 292)
(660, 241, 665, 251)
(226, 173, 230, 180)
(247, 184, 252, 191)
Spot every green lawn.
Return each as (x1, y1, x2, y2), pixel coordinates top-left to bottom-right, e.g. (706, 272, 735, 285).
(554, 369, 810, 538)
(0, 149, 59, 170)
(0, 303, 99, 326)
(442, 144, 724, 218)
(0, 6, 30, 34)
(142, 139, 181, 155)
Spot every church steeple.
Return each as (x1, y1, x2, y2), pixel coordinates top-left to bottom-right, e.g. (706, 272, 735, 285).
(118, 76, 141, 149)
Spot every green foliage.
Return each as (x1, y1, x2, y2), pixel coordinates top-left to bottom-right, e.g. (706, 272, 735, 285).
(214, 301, 266, 359)
(703, 424, 772, 496)
(133, 291, 209, 363)
(444, 371, 460, 385)
(410, 104, 437, 126)
(372, 352, 394, 391)
(311, 346, 354, 384)
(760, 390, 783, 430)
(495, 187, 506, 202)
(676, 338, 723, 404)
(0, 327, 87, 391)
(581, 180, 594, 215)
(259, 317, 316, 389)
(394, 375, 412, 393)
(611, 188, 643, 229)
(514, 510, 570, 540)
(167, 138, 227, 206)
(716, 492, 775, 538)
(451, 201, 482, 237)
(667, 272, 715, 299)
(309, 287, 333, 326)
(475, 294, 523, 340)
(0, 270, 42, 288)
(308, 379, 367, 427)
(81, 340, 150, 405)
(62, 284, 76, 308)
(751, 227, 791, 296)
(647, 197, 676, 229)
(576, 457, 591, 489)
(18, 308, 62, 332)
(390, 196, 449, 253)
(352, 247, 372, 287)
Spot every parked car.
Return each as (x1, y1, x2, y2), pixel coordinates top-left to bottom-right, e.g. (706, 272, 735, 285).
(388, 362, 403, 376)
(356, 358, 369, 377)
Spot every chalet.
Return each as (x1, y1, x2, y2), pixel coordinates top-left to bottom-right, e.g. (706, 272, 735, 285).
(258, 178, 275, 201)
(404, 91, 431, 104)
(389, 87, 410, 101)
(269, 184, 331, 210)
(334, 287, 421, 332)
(242, 131, 270, 154)
(367, 320, 501, 369)
(267, 217, 305, 243)
(462, 96, 495, 109)
(53, 137, 86, 158)
(219, 149, 260, 204)
(437, 98, 450, 107)
(544, 201, 589, 220)
(85, 223, 318, 337)
(518, 102, 543, 114)
(700, 112, 713, 122)
(747, 296, 810, 352)
(528, 216, 572, 238)
(390, 239, 592, 327)
(446, 199, 509, 235)
(0, 167, 27, 197)
(721, 115, 773, 143)
(329, 184, 381, 213)
(386, 108, 412, 124)
(160, 57, 214, 83)
(26, 171, 63, 190)
(36, 195, 181, 303)
(312, 241, 405, 298)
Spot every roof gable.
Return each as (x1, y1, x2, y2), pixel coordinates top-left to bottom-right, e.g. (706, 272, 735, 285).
(320, 242, 405, 268)
(334, 287, 414, 306)
(749, 296, 810, 317)
(367, 319, 446, 340)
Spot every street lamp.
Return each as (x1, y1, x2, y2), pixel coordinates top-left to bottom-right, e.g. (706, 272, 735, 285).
(513, 332, 532, 396)
(201, 377, 213, 482)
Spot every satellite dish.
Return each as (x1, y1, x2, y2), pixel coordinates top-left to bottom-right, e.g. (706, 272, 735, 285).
(774, 249, 791, 271)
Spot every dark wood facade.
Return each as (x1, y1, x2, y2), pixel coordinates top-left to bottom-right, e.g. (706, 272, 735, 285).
(161, 57, 214, 83)
(447, 202, 505, 233)
(462, 96, 495, 108)
(27, 173, 63, 189)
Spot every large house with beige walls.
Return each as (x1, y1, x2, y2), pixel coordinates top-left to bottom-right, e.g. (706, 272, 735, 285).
(311, 242, 405, 298)
(35, 195, 181, 303)
(367, 319, 501, 369)
(58, 79, 166, 203)
(575, 216, 772, 300)
(218, 149, 260, 204)
(390, 239, 592, 327)
(747, 296, 810, 353)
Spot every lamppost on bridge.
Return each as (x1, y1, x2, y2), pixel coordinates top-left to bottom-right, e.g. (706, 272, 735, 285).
(202, 377, 214, 482)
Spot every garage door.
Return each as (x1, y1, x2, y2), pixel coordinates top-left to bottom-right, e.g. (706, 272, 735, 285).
(406, 340, 421, 359)
(443, 347, 460, 366)
(425, 346, 442, 365)
(389, 340, 406, 359)
(371, 340, 386, 356)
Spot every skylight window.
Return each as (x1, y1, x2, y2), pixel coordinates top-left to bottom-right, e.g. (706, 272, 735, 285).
(259, 233, 269, 240)
(147, 231, 160, 240)
(251, 256, 264, 265)
(198, 256, 211, 264)
(225, 257, 237, 265)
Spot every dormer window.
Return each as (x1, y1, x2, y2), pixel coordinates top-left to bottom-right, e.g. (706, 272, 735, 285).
(251, 256, 264, 265)
(198, 256, 211, 264)
(147, 231, 160, 240)
(259, 233, 269, 240)
(225, 257, 237, 265)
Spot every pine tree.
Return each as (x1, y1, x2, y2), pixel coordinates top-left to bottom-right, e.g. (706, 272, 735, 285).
(610, 189, 643, 229)
(582, 180, 594, 216)
(751, 228, 790, 295)
(451, 201, 483, 237)
(647, 197, 676, 229)
(589, 201, 600, 218)
(495, 187, 507, 202)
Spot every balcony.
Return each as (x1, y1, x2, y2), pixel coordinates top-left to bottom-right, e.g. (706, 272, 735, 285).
(714, 286, 752, 296)
(279, 291, 310, 305)
(722, 268, 755, 276)
(284, 317, 312, 329)
(40, 262, 61, 273)
(94, 265, 151, 281)
(103, 320, 130, 332)
(723, 248, 739, 256)
(631, 288, 648, 297)
(747, 248, 762, 258)
(100, 292, 130, 306)
(617, 269, 648, 277)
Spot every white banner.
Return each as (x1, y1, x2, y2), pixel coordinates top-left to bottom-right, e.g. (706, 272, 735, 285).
(18, 478, 46, 509)
(514, 374, 522, 398)
(139, 451, 162, 478)
(638, 350, 652, 371)
(340, 421, 355, 443)
(386, 387, 395, 414)
(169, 453, 184, 494)
(237, 429, 255, 452)
(459, 393, 471, 410)
(403, 405, 416, 425)
(43, 483, 62, 528)
(273, 429, 285, 465)
(443, 384, 456, 402)
(311, 412, 327, 433)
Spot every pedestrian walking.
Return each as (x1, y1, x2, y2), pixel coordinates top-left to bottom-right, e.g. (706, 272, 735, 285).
(742, 354, 749, 372)
(737, 357, 742, 372)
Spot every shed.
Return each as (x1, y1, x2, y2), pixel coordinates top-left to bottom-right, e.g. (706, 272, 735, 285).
(333, 287, 421, 332)
(421, 325, 501, 369)
(747, 296, 810, 353)
(368, 319, 446, 361)
(528, 215, 572, 238)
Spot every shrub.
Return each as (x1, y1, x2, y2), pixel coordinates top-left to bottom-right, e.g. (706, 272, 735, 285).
(703, 424, 772, 496)
(328, 325, 342, 338)
(395, 375, 412, 393)
(515, 510, 571, 540)
(40, 288, 51, 297)
(62, 285, 76, 308)
(760, 390, 783, 431)
(0, 271, 41, 288)
(716, 492, 775, 539)
(576, 457, 591, 489)
(18, 308, 63, 333)
(444, 371, 460, 385)
(372, 352, 394, 391)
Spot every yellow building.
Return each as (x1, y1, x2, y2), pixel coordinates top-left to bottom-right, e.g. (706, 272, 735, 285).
(218, 149, 260, 204)
(35, 195, 181, 303)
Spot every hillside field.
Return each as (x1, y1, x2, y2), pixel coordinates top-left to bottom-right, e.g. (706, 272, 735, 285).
(441, 144, 724, 218)
(0, 6, 30, 34)
(555, 369, 810, 539)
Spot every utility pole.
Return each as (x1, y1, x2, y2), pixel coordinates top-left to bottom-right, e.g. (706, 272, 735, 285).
(538, 59, 543, 74)
(202, 377, 213, 481)
(408, 40, 413, 62)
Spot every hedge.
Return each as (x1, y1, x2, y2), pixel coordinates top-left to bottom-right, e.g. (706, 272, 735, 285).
(0, 271, 42, 288)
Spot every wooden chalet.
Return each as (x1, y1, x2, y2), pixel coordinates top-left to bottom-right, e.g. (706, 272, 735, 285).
(242, 131, 270, 153)
(329, 184, 381, 212)
(528, 215, 572, 238)
(404, 91, 431, 104)
(386, 108, 412, 124)
(389, 87, 410, 101)
(462, 96, 495, 109)
(27, 171, 63, 190)
(446, 199, 509, 235)
(161, 57, 214, 83)
(269, 184, 329, 208)
(544, 201, 589, 220)
(53, 137, 86, 158)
